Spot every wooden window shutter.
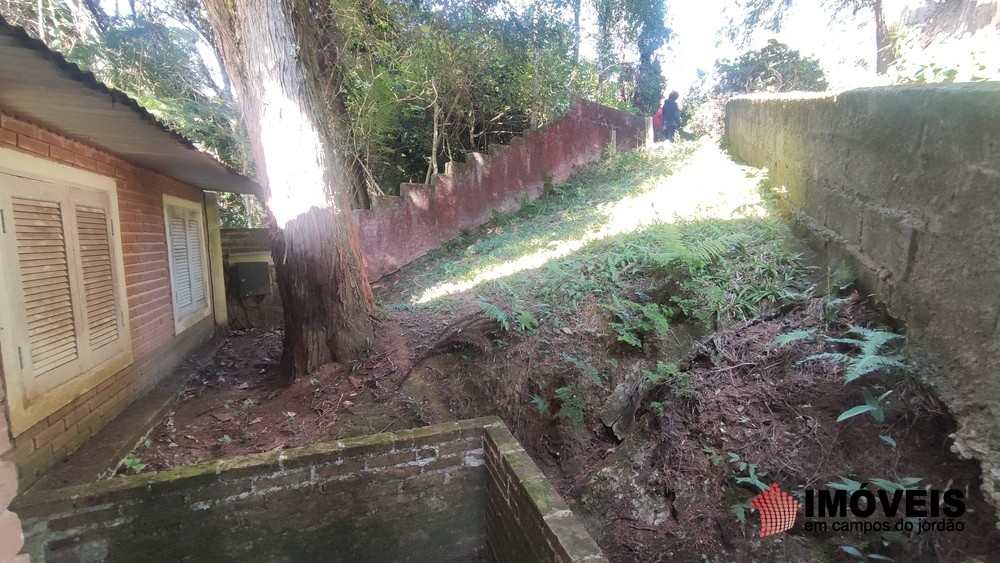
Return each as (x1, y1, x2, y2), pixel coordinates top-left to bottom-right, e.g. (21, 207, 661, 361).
(10, 196, 79, 377)
(187, 214, 206, 304)
(76, 204, 120, 350)
(1, 150, 133, 434)
(4, 182, 128, 398)
(165, 199, 209, 329)
(168, 208, 193, 309)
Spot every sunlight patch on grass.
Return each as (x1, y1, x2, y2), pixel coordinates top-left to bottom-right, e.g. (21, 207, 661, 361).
(415, 140, 769, 303)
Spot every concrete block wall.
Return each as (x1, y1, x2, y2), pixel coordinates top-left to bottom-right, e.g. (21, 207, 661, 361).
(725, 82, 1000, 518)
(219, 228, 271, 256)
(0, 113, 217, 499)
(13, 417, 604, 562)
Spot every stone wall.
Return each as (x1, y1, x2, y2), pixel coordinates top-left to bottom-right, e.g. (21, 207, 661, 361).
(14, 417, 605, 562)
(725, 83, 1000, 515)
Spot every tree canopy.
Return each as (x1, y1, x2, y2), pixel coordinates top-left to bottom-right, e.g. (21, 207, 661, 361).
(2, 0, 673, 212)
(726, 0, 893, 73)
(715, 39, 829, 94)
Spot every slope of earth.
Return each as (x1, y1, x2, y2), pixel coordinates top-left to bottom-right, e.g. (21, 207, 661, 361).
(123, 139, 998, 562)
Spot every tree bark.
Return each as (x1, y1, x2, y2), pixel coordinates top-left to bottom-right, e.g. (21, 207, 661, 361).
(874, 0, 895, 74)
(572, 0, 581, 67)
(203, 0, 374, 384)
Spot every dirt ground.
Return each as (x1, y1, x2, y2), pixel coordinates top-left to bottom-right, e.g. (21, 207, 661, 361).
(126, 269, 1000, 562)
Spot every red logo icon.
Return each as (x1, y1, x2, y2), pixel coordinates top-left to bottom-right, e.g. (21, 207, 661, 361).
(750, 483, 801, 537)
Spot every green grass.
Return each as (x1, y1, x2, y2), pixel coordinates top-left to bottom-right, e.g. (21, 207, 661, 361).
(392, 141, 810, 335)
(397, 145, 698, 299)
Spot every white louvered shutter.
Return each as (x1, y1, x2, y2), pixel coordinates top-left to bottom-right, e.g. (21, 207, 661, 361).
(187, 216, 206, 304)
(11, 195, 79, 379)
(2, 178, 128, 400)
(77, 205, 119, 350)
(166, 203, 208, 325)
(71, 186, 126, 370)
(168, 210, 193, 310)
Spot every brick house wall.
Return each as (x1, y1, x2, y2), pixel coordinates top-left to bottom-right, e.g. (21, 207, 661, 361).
(0, 112, 219, 561)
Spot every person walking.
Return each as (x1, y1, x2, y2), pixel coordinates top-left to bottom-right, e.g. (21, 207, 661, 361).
(661, 91, 681, 142)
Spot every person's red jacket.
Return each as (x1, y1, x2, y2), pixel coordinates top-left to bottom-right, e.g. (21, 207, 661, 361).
(653, 107, 663, 129)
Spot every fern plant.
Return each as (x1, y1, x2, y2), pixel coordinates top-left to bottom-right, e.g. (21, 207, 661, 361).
(644, 361, 696, 398)
(513, 307, 538, 331)
(554, 384, 587, 430)
(479, 300, 510, 331)
(604, 296, 672, 348)
(562, 353, 605, 388)
(768, 328, 817, 349)
(798, 326, 907, 383)
(681, 232, 750, 270)
(479, 300, 538, 332)
(838, 387, 893, 423)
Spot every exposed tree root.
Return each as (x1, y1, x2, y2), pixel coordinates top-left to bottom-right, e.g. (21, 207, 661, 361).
(396, 313, 499, 389)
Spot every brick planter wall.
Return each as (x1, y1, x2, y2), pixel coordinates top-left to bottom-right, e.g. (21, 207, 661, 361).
(14, 417, 605, 562)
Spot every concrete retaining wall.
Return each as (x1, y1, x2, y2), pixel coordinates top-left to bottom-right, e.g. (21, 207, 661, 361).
(725, 83, 1000, 515)
(13, 417, 605, 562)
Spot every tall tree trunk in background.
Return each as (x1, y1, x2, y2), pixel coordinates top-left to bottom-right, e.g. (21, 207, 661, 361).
(202, 0, 375, 384)
(874, 0, 895, 73)
(571, 0, 581, 67)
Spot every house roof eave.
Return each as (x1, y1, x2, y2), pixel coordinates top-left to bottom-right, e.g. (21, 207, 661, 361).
(0, 17, 261, 196)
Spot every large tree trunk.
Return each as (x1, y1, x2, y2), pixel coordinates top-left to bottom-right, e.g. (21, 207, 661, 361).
(874, 0, 896, 74)
(203, 0, 374, 384)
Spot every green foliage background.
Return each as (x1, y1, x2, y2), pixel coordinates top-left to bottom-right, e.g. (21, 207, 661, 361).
(715, 39, 828, 94)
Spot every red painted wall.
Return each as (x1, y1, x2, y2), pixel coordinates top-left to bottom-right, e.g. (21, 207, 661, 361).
(355, 99, 649, 280)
